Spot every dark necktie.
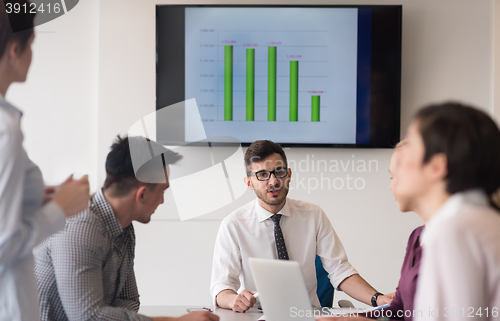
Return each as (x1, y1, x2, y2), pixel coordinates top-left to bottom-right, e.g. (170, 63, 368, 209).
(271, 214, 289, 260)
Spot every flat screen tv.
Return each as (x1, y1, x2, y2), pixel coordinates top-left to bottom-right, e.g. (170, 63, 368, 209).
(156, 5, 402, 148)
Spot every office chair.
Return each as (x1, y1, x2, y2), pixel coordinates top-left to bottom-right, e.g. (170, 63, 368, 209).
(315, 255, 355, 308)
(315, 255, 334, 307)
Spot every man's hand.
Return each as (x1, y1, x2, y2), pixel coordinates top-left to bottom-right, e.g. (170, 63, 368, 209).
(178, 311, 219, 321)
(43, 186, 56, 205)
(52, 175, 90, 217)
(229, 290, 257, 313)
(152, 311, 219, 321)
(376, 292, 395, 306)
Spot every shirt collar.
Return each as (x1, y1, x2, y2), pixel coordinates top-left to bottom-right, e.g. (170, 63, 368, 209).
(434, 188, 488, 221)
(255, 198, 291, 223)
(91, 189, 124, 239)
(0, 94, 23, 119)
(421, 189, 488, 244)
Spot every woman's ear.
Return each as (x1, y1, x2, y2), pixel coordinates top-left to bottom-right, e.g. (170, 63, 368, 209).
(427, 153, 448, 182)
(6, 40, 21, 64)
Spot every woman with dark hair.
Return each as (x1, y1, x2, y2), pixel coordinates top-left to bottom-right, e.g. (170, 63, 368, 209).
(317, 141, 424, 321)
(0, 1, 89, 320)
(319, 102, 500, 321)
(394, 102, 500, 321)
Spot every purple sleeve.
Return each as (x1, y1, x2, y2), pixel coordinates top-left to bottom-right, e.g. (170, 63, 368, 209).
(364, 226, 424, 320)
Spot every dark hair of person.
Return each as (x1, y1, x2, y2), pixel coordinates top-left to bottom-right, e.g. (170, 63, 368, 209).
(414, 102, 500, 207)
(244, 140, 287, 173)
(0, 0, 36, 59)
(103, 136, 182, 197)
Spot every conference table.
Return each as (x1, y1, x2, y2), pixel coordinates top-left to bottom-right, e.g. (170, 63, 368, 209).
(139, 306, 264, 320)
(138, 305, 352, 320)
(139, 305, 378, 320)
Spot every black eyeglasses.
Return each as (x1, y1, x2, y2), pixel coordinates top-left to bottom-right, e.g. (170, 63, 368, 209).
(247, 167, 288, 181)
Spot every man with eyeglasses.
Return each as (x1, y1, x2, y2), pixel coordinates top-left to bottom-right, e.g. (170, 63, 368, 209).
(210, 140, 391, 312)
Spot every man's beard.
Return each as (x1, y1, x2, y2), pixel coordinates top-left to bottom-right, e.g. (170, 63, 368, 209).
(253, 182, 289, 206)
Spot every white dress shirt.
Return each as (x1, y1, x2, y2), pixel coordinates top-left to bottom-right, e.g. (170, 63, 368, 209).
(414, 190, 500, 321)
(0, 96, 66, 321)
(210, 197, 358, 307)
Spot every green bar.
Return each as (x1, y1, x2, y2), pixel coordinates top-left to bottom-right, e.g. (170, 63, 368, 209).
(289, 61, 299, 121)
(224, 45, 233, 121)
(312, 95, 320, 122)
(268, 46, 277, 121)
(246, 48, 255, 121)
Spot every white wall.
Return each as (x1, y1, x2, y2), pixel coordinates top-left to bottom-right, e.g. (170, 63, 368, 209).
(97, 0, 494, 307)
(8, 0, 99, 190)
(9, 0, 495, 309)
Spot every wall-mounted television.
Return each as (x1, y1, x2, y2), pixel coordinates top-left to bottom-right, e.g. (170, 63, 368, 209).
(156, 5, 402, 148)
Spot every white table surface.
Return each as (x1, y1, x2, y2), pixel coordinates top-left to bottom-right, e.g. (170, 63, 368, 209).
(139, 306, 264, 320)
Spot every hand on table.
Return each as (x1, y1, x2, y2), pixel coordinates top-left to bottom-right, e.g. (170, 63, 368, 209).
(229, 290, 257, 313)
(152, 311, 219, 321)
(178, 311, 219, 321)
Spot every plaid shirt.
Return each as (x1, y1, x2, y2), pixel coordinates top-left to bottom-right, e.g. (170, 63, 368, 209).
(34, 189, 152, 321)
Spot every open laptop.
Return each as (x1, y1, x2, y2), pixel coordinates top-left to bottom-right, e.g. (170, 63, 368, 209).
(249, 258, 316, 321)
(249, 258, 390, 321)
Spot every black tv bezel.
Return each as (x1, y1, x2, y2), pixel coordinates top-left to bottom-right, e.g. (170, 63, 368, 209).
(156, 4, 402, 148)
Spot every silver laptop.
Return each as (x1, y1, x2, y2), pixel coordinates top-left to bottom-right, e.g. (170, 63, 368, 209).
(249, 258, 315, 321)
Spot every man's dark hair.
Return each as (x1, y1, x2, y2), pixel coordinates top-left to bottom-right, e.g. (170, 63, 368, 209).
(244, 140, 287, 173)
(103, 136, 182, 197)
(414, 102, 500, 196)
(0, 0, 36, 59)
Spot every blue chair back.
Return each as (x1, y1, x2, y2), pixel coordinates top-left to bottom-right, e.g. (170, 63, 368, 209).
(315, 255, 334, 307)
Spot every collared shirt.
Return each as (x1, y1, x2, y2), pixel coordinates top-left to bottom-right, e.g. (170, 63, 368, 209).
(0, 96, 66, 321)
(210, 197, 358, 307)
(414, 190, 500, 321)
(34, 189, 152, 321)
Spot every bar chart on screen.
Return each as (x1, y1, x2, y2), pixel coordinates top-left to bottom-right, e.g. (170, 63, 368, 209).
(216, 30, 328, 124)
(185, 7, 358, 144)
